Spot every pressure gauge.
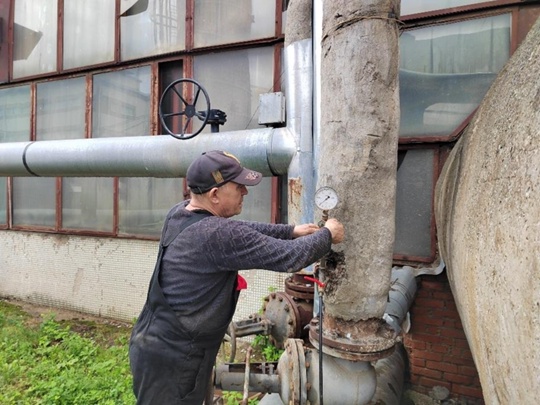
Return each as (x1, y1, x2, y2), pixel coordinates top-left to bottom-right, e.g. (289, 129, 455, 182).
(314, 186, 339, 210)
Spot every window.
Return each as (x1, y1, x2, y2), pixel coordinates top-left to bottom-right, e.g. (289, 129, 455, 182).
(399, 14, 511, 138)
(194, 0, 276, 47)
(194, 47, 275, 222)
(93, 67, 151, 137)
(194, 47, 275, 131)
(14, 78, 86, 228)
(63, 0, 115, 69)
(402, 0, 499, 16)
(0, 85, 31, 226)
(394, 149, 435, 259)
(13, 0, 57, 78)
(121, 0, 187, 61)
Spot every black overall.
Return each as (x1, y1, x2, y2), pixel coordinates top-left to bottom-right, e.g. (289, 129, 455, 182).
(129, 211, 234, 405)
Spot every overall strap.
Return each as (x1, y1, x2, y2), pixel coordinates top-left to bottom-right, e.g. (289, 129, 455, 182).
(144, 210, 213, 304)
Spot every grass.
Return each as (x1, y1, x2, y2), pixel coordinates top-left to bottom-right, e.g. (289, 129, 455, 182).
(0, 300, 135, 404)
(0, 299, 279, 404)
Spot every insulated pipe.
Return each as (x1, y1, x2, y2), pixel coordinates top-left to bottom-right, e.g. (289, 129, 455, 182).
(383, 266, 418, 334)
(283, 0, 315, 227)
(0, 128, 296, 178)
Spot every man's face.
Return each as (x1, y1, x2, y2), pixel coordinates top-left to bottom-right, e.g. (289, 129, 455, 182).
(215, 181, 248, 218)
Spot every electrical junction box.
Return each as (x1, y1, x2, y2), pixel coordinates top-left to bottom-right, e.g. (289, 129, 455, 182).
(258, 92, 286, 126)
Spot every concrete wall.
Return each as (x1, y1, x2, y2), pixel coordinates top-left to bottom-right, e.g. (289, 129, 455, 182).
(0, 230, 288, 323)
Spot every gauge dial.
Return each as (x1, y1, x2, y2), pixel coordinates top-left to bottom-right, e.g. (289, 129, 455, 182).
(314, 186, 339, 210)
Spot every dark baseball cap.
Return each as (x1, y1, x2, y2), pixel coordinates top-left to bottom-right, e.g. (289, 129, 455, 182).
(187, 150, 263, 194)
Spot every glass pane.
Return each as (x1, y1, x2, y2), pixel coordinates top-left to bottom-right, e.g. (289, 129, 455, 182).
(37, 77, 86, 140)
(394, 149, 434, 258)
(0, 178, 6, 225)
(121, 0, 186, 60)
(0, 86, 32, 226)
(0, 86, 31, 142)
(402, 0, 497, 15)
(13, 0, 57, 78)
(118, 177, 185, 236)
(13, 177, 56, 227)
(63, 0, 115, 69)
(62, 178, 114, 231)
(194, 0, 275, 47)
(400, 14, 510, 138)
(93, 67, 151, 137)
(194, 47, 274, 131)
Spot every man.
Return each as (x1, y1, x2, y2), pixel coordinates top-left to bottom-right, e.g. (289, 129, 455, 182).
(129, 150, 344, 404)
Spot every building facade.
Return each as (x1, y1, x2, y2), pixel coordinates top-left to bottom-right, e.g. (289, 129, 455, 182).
(0, 0, 539, 402)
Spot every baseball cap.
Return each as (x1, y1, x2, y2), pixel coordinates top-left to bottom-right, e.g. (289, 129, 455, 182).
(187, 150, 263, 194)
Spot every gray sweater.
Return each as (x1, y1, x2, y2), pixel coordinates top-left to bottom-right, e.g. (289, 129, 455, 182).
(159, 201, 332, 334)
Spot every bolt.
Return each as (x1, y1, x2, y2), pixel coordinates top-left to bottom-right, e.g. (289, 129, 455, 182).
(264, 296, 270, 302)
(278, 296, 283, 302)
(284, 304, 290, 312)
(271, 293, 276, 299)
(288, 319, 294, 325)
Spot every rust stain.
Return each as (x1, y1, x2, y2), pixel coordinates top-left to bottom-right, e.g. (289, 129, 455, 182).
(288, 178, 303, 208)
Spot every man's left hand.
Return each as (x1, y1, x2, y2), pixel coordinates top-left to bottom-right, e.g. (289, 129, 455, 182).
(292, 223, 320, 238)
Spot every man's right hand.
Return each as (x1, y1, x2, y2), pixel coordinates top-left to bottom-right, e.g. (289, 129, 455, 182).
(324, 218, 344, 244)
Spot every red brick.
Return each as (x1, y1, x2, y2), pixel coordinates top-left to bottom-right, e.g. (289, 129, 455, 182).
(432, 291, 455, 300)
(444, 372, 474, 384)
(439, 327, 468, 339)
(414, 298, 445, 308)
(432, 308, 460, 318)
(426, 360, 458, 373)
(411, 365, 442, 379)
(459, 365, 480, 377)
(453, 384, 484, 399)
(405, 338, 426, 350)
(443, 354, 476, 367)
(412, 324, 440, 336)
(414, 333, 446, 344)
(454, 338, 471, 348)
(418, 377, 452, 391)
(415, 350, 443, 362)
(414, 315, 445, 327)
(430, 343, 451, 354)
(409, 305, 432, 316)
(410, 357, 426, 367)
(421, 280, 446, 291)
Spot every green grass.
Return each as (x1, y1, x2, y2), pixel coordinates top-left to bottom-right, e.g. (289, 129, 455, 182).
(0, 300, 135, 405)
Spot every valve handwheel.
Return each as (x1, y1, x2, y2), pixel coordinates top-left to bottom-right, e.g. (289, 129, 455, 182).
(159, 78, 211, 140)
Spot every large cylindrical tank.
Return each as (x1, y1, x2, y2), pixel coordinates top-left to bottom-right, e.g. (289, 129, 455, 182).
(435, 17, 540, 404)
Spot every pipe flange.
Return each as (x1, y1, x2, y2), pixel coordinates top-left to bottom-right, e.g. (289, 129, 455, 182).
(284, 274, 315, 300)
(309, 318, 396, 362)
(263, 292, 300, 349)
(277, 339, 308, 405)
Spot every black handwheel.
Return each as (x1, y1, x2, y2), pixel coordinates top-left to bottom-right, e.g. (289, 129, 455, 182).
(159, 78, 211, 140)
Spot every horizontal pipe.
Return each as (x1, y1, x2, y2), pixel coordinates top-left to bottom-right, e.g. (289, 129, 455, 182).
(215, 364, 280, 394)
(0, 128, 296, 178)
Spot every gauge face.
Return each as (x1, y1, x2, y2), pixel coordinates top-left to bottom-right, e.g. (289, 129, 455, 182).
(314, 186, 339, 210)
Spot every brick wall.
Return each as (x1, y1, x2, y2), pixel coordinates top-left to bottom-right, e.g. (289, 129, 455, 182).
(403, 272, 484, 403)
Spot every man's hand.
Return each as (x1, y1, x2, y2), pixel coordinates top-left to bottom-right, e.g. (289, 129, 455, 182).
(324, 218, 344, 244)
(292, 223, 320, 238)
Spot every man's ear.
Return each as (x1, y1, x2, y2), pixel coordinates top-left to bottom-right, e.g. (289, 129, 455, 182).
(208, 187, 220, 203)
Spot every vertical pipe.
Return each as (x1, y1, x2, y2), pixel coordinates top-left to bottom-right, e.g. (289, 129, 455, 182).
(316, 0, 401, 356)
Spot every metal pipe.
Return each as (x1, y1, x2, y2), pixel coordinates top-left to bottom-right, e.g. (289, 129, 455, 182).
(215, 363, 280, 394)
(283, 38, 315, 226)
(383, 266, 418, 334)
(0, 128, 296, 178)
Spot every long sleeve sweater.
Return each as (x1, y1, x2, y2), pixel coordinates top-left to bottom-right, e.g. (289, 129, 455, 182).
(159, 201, 332, 334)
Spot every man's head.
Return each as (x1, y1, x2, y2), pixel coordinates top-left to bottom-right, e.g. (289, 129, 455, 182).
(186, 150, 263, 217)
(187, 150, 262, 194)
